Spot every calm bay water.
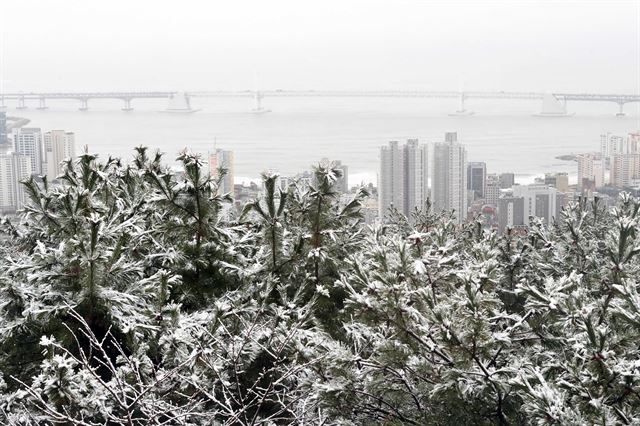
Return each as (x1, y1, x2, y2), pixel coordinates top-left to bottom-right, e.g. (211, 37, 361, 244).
(6, 97, 640, 185)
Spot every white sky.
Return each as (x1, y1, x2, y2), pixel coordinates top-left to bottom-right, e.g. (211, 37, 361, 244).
(1, 0, 639, 92)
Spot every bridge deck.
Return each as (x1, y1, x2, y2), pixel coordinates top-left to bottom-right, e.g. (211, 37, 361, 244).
(188, 90, 640, 103)
(0, 92, 176, 99)
(1, 90, 639, 107)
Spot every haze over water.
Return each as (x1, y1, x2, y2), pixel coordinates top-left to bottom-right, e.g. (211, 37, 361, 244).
(3, 1, 640, 186)
(6, 97, 640, 185)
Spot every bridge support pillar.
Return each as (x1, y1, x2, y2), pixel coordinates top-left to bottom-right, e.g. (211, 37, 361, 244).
(122, 98, 133, 111)
(534, 94, 571, 116)
(448, 93, 474, 116)
(165, 92, 196, 113)
(16, 96, 27, 110)
(0, 96, 5, 112)
(616, 102, 626, 117)
(79, 98, 89, 111)
(251, 91, 270, 114)
(37, 97, 48, 110)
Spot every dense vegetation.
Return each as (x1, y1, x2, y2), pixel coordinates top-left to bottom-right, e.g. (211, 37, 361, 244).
(1, 148, 640, 425)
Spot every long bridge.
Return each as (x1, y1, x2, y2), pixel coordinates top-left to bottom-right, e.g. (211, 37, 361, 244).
(1, 90, 639, 116)
(0, 91, 177, 112)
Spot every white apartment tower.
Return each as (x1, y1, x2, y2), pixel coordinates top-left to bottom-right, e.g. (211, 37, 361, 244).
(0, 112, 7, 148)
(600, 133, 627, 161)
(0, 152, 33, 212)
(208, 149, 235, 195)
(577, 153, 604, 191)
(611, 153, 640, 188)
(629, 132, 640, 153)
(432, 132, 467, 224)
(379, 141, 404, 218)
(404, 139, 429, 215)
(13, 128, 43, 175)
(43, 130, 76, 181)
(378, 139, 429, 220)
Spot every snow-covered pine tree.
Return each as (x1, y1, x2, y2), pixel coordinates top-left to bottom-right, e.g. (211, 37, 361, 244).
(276, 162, 368, 338)
(3, 150, 640, 424)
(0, 152, 169, 389)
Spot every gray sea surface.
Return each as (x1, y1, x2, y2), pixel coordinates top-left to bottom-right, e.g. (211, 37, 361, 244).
(6, 97, 640, 185)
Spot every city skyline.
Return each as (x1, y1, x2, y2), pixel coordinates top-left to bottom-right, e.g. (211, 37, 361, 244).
(5, 107, 640, 225)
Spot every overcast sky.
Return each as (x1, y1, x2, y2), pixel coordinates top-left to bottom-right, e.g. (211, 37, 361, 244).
(1, 0, 639, 93)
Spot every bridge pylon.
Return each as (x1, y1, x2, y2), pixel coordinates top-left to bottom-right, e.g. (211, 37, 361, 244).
(78, 98, 89, 111)
(534, 93, 572, 117)
(164, 92, 199, 113)
(251, 91, 270, 114)
(122, 98, 133, 112)
(448, 92, 474, 116)
(616, 102, 626, 117)
(16, 96, 27, 110)
(37, 97, 48, 110)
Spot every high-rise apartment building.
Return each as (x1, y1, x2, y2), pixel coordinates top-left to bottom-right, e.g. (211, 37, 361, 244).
(628, 132, 640, 153)
(378, 139, 429, 219)
(512, 184, 558, 226)
(43, 130, 76, 181)
(0, 152, 32, 213)
(208, 149, 235, 195)
(610, 153, 640, 188)
(600, 133, 629, 162)
(404, 139, 429, 215)
(577, 153, 604, 191)
(13, 128, 43, 175)
(0, 112, 7, 148)
(432, 132, 467, 223)
(379, 141, 404, 218)
(599, 133, 640, 187)
(485, 174, 501, 206)
(467, 162, 486, 199)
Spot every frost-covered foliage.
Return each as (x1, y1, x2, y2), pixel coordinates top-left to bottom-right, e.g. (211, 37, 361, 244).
(1, 150, 640, 424)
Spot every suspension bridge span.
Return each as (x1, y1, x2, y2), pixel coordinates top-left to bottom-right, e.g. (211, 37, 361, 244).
(0, 90, 639, 116)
